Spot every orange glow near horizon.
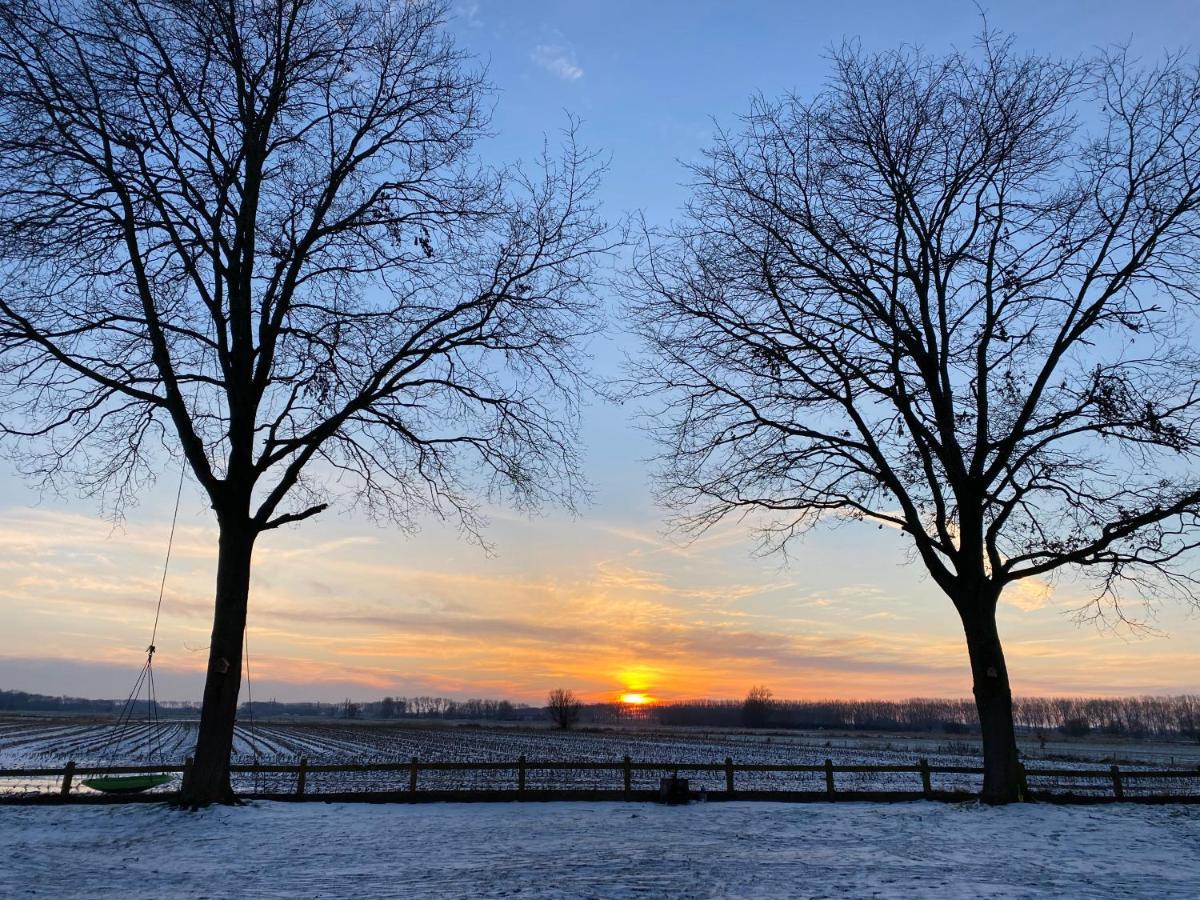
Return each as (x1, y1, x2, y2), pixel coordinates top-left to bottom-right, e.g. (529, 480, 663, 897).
(1, 506, 1199, 704)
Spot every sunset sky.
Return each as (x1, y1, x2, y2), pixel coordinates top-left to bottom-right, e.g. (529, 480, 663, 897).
(2, 0, 1199, 705)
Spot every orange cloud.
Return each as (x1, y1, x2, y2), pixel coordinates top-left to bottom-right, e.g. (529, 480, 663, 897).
(1, 505, 1198, 703)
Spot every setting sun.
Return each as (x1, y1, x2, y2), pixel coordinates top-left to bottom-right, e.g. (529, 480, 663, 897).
(619, 692, 654, 705)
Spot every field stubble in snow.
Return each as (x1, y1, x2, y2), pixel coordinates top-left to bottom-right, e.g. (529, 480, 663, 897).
(7, 718, 1199, 798)
(1, 801, 1198, 899)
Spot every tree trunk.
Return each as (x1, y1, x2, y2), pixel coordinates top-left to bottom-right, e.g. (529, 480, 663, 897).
(961, 605, 1024, 804)
(179, 519, 256, 806)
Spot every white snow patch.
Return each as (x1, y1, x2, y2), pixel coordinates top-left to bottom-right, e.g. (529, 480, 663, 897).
(2, 801, 1197, 898)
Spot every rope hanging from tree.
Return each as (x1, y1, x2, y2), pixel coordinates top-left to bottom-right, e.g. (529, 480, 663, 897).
(80, 462, 187, 794)
(243, 631, 264, 793)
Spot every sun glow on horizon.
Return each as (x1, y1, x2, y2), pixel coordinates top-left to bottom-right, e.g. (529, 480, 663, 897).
(619, 692, 654, 705)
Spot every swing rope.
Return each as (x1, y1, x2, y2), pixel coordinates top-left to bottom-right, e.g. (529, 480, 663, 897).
(89, 460, 187, 780)
(243, 631, 264, 792)
(140, 460, 187, 769)
(93, 656, 152, 768)
(150, 461, 188, 654)
(83, 319, 210, 792)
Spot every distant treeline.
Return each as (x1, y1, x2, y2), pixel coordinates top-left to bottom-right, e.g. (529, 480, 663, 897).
(4, 688, 1197, 739)
(241, 696, 536, 721)
(0, 690, 534, 720)
(245, 693, 1200, 738)
(0, 689, 194, 716)
(1, 689, 122, 714)
(650, 695, 1200, 739)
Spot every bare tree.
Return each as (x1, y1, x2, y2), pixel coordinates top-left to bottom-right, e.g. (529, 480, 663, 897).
(0, 0, 610, 804)
(629, 33, 1200, 803)
(546, 688, 582, 730)
(741, 685, 773, 728)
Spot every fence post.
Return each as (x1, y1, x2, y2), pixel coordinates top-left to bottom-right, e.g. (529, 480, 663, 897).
(409, 756, 419, 793)
(824, 759, 835, 799)
(918, 758, 932, 798)
(296, 757, 308, 796)
(518, 754, 526, 795)
(1110, 765, 1124, 800)
(182, 756, 194, 793)
(60, 761, 75, 797)
(725, 757, 735, 796)
(623, 755, 632, 798)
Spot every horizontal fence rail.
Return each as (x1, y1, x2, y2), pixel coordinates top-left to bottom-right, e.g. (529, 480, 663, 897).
(2, 757, 1199, 804)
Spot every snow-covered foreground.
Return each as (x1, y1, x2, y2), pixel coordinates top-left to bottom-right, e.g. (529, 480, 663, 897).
(1, 801, 1197, 898)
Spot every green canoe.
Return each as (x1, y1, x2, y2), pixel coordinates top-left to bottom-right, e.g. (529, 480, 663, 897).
(80, 773, 173, 794)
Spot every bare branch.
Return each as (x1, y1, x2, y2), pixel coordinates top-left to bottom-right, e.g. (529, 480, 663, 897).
(628, 35, 1200, 624)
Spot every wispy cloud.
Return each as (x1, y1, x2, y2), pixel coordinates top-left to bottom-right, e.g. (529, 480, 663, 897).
(2, 504, 1196, 703)
(459, 2, 483, 29)
(531, 43, 583, 81)
(1004, 577, 1055, 612)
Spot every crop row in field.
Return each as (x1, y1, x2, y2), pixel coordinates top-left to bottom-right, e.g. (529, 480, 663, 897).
(3, 717, 1195, 798)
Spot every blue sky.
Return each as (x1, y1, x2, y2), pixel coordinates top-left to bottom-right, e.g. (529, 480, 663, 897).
(1, 1, 1199, 703)
(452, 0, 1200, 510)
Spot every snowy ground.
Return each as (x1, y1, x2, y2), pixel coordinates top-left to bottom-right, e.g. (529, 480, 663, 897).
(1, 801, 1197, 898)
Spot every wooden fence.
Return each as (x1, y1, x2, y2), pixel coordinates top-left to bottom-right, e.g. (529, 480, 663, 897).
(2, 756, 1199, 804)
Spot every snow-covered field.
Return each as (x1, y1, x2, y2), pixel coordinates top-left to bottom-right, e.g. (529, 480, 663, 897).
(1, 800, 1197, 898)
(3, 716, 1199, 797)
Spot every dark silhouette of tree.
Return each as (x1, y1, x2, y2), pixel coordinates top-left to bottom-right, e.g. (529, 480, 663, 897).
(0, 0, 610, 805)
(741, 685, 773, 728)
(1061, 717, 1091, 738)
(629, 33, 1200, 803)
(546, 688, 582, 730)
